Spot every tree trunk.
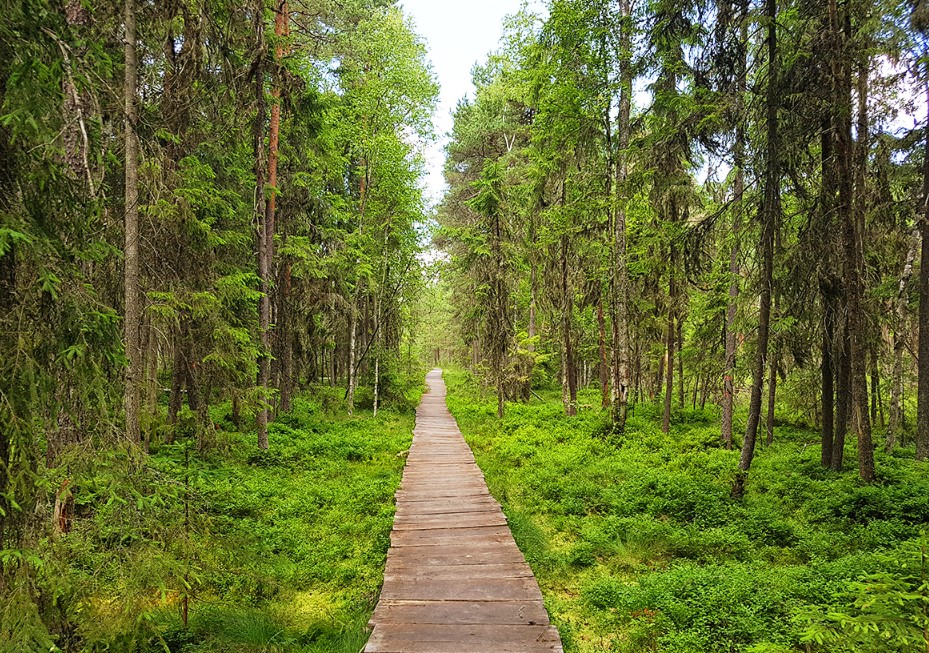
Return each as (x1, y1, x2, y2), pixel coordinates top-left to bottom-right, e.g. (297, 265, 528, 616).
(822, 292, 836, 466)
(598, 297, 609, 408)
(656, 349, 665, 404)
(870, 348, 880, 428)
(123, 0, 142, 443)
(734, 0, 777, 498)
(832, 321, 851, 470)
(253, 0, 269, 450)
(347, 309, 357, 415)
(662, 306, 674, 434)
(890, 233, 919, 450)
(373, 357, 379, 418)
(722, 142, 744, 448)
(561, 235, 577, 416)
(834, 0, 875, 481)
(168, 338, 185, 428)
(917, 81, 929, 460)
(610, 0, 632, 433)
(677, 318, 685, 408)
(766, 348, 778, 446)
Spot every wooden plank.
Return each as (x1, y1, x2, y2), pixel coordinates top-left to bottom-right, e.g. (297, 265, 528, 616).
(385, 546, 527, 567)
(383, 563, 534, 580)
(379, 577, 544, 602)
(366, 624, 561, 647)
(371, 600, 551, 626)
(392, 512, 507, 530)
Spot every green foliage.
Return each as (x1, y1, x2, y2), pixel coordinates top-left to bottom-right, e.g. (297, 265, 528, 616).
(443, 368, 929, 653)
(0, 396, 414, 652)
(800, 536, 929, 653)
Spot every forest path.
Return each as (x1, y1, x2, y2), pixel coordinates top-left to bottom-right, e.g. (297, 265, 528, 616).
(364, 369, 563, 653)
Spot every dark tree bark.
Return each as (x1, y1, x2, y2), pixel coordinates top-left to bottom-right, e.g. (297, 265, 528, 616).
(677, 318, 685, 409)
(766, 348, 778, 447)
(917, 81, 929, 460)
(561, 234, 577, 416)
(721, 0, 749, 450)
(123, 0, 142, 443)
(598, 297, 610, 408)
(168, 339, 185, 428)
(832, 321, 851, 470)
(833, 0, 875, 481)
(821, 289, 837, 466)
(253, 0, 269, 449)
(610, 0, 633, 433)
(722, 153, 743, 447)
(734, 0, 777, 498)
(662, 297, 675, 433)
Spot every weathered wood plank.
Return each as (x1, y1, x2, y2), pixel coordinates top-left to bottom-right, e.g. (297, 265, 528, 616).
(371, 600, 551, 626)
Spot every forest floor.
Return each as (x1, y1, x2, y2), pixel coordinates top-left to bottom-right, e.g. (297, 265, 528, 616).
(134, 386, 419, 653)
(442, 368, 929, 653)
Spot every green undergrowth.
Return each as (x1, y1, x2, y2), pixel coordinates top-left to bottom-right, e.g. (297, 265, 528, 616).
(442, 368, 929, 653)
(11, 385, 418, 653)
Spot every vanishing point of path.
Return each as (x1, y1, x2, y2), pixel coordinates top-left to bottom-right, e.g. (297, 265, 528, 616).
(365, 369, 563, 653)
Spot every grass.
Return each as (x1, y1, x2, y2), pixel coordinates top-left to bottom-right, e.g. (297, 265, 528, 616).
(31, 384, 419, 653)
(164, 393, 417, 653)
(442, 367, 929, 653)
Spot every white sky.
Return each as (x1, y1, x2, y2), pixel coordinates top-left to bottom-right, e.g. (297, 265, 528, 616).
(401, 1, 540, 206)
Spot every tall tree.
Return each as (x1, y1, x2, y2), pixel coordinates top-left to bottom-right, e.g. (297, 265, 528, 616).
(734, 0, 778, 498)
(918, 79, 929, 460)
(610, 0, 634, 433)
(123, 0, 141, 443)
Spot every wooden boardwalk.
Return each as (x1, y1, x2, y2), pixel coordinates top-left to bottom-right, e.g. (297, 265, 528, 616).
(365, 369, 563, 653)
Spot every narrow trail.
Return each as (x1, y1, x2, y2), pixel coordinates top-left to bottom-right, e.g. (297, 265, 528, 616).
(365, 369, 563, 653)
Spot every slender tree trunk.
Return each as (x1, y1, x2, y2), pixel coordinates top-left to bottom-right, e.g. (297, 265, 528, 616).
(766, 348, 778, 446)
(561, 235, 577, 416)
(870, 348, 880, 427)
(833, 321, 851, 469)
(598, 297, 609, 408)
(253, 0, 269, 449)
(656, 350, 665, 403)
(347, 309, 357, 415)
(722, 152, 744, 447)
(263, 0, 287, 418)
(123, 0, 142, 443)
(765, 291, 780, 446)
(890, 234, 919, 450)
(529, 259, 537, 347)
(835, 1, 875, 481)
(917, 80, 929, 460)
(168, 338, 185, 427)
(610, 0, 633, 433)
(373, 357, 379, 418)
(722, 1, 747, 448)
(663, 305, 675, 434)
(524, 218, 537, 402)
(677, 318, 684, 408)
(0, 145, 10, 542)
(822, 293, 836, 465)
(734, 0, 777, 498)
